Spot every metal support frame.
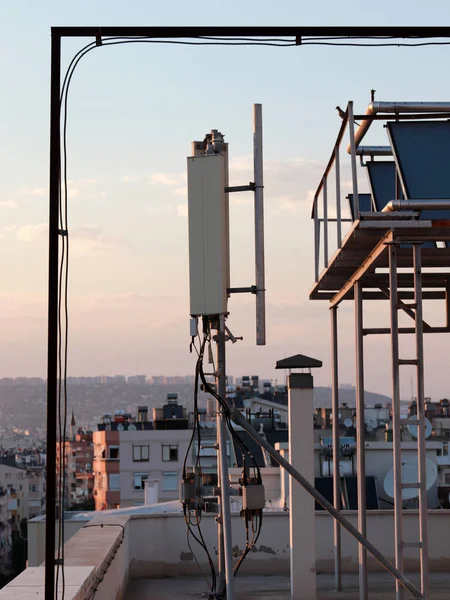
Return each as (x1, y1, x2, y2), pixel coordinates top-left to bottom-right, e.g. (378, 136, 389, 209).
(389, 243, 404, 600)
(46, 25, 450, 600)
(354, 281, 368, 600)
(330, 307, 342, 591)
(335, 146, 342, 248)
(215, 315, 235, 599)
(229, 408, 426, 600)
(323, 175, 329, 267)
(413, 245, 429, 597)
(348, 101, 360, 221)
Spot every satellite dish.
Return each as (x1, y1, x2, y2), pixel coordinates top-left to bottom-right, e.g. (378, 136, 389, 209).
(407, 417, 432, 440)
(117, 423, 124, 431)
(128, 423, 136, 431)
(383, 458, 438, 500)
(344, 418, 353, 428)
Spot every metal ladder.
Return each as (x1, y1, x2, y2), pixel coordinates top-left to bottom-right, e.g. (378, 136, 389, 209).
(389, 241, 429, 600)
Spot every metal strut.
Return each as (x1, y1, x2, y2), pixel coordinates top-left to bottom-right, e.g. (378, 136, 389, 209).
(230, 407, 426, 599)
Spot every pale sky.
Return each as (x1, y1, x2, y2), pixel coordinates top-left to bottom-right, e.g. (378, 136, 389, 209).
(2, 2, 450, 399)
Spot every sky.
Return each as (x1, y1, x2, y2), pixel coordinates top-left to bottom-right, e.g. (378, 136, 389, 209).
(2, 1, 450, 399)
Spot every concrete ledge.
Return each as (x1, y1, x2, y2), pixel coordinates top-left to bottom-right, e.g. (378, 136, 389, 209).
(1, 515, 130, 600)
(0, 566, 96, 599)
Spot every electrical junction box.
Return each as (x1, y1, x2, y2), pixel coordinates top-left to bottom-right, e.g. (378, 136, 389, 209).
(242, 484, 266, 511)
(187, 154, 229, 317)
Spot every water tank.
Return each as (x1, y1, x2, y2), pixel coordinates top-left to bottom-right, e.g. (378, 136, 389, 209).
(322, 461, 356, 477)
(137, 406, 148, 423)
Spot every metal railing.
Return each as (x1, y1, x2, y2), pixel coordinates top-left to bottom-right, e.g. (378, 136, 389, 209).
(311, 103, 354, 282)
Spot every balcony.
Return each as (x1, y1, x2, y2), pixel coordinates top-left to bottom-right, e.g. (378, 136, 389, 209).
(2, 508, 450, 599)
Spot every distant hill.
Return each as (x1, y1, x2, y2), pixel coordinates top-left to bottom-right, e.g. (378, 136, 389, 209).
(313, 387, 391, 408)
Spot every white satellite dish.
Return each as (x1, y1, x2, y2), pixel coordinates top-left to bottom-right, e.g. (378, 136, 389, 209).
(407, 417, 432, 440)
(117, 423, 124, 431)
(383, 457, 438, 500)
(344, 418, 353, 428)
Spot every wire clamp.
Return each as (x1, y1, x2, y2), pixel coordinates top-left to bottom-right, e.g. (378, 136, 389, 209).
(58, 229, 68, 237)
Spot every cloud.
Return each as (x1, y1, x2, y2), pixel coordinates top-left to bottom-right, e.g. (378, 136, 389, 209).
(173, 187, 187, 198)
(0, 225, 17, 239)
(27, 187, 47, 197)
(70, 225, 122, 255)
(122, 175, 137, 182)
(0, 201, 17, 208)
(17, 223, 48, 242)
(150, 172, 186, 186)
(177, 204, 188, 217)
(15, 223, 121, 254)
(147, 205, 173, 216)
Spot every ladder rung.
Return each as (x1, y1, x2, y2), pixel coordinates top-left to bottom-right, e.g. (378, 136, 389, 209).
(401, 482, 420, 489)
(401, 541, 423, 549)
(398, 359, 418, 366)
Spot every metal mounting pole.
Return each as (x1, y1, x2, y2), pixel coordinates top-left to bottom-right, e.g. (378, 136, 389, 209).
(335, 146, 342, 248)
(354, 281, 367, 600)
(389, 243, 404, 600)
(331, 307, 342, 591)
(323, 175, 328, 268)
(45, 30, 61, 600)
(413, 244, 429, 598)
(216, 315, 235, 600)
(348, 101, 360, 221)
(253, 104, 266, 346)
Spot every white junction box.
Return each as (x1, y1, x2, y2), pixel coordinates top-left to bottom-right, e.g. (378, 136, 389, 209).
(187, 153, 228, 317)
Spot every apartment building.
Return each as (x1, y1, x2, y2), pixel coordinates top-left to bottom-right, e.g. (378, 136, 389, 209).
(56, 414, 94, 509)
(0, 464, 28, 531)
(93, 396, 220, 510)
(27, 465, 46, 519)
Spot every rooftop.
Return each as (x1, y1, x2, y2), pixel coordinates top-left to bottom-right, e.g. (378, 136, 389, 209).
(126, 573, 450, 599)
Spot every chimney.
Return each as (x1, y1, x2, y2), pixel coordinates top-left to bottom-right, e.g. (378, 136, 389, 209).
(144, 479, 159, 506)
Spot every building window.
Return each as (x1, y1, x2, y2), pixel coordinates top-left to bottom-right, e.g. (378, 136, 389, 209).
(133, 444, 149, 462)
(109, 446, 119, 460)
(109, 474, 120, 491)
(133, 473, 148, 490)
(29, 485, 37, 493)
(162, 472, 178, 492)
(445, 472, 450, 485)
(162, 444, 178, 462)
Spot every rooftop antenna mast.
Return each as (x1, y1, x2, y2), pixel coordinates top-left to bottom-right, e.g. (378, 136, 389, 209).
(186, 105, 266, 600)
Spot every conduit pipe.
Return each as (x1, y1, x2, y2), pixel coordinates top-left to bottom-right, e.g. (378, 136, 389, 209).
(347, 101, 450, 154)
(382, 199, 450, 212)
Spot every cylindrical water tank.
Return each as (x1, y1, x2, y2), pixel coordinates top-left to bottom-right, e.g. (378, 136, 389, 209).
(322, 461, 356, 477)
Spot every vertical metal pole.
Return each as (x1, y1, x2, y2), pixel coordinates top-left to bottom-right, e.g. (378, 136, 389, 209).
(216, 315, 235, 600)
(323, 175, 328, 268)
(354, 281, 367, 600)
(413, 245, 429, 597)
(335, 145, 342, 248)
(331, 307, 342, 591)
(348, 101, 360, 221)
(216, 398, 225, 590)
(314, 201, 320, 282)
(253, 104, 266, 346)
(389, 243, 404, 600)
(45, 30, 61, 600)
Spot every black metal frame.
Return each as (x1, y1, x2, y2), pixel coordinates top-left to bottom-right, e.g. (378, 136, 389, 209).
(46, 26, 450, 599)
